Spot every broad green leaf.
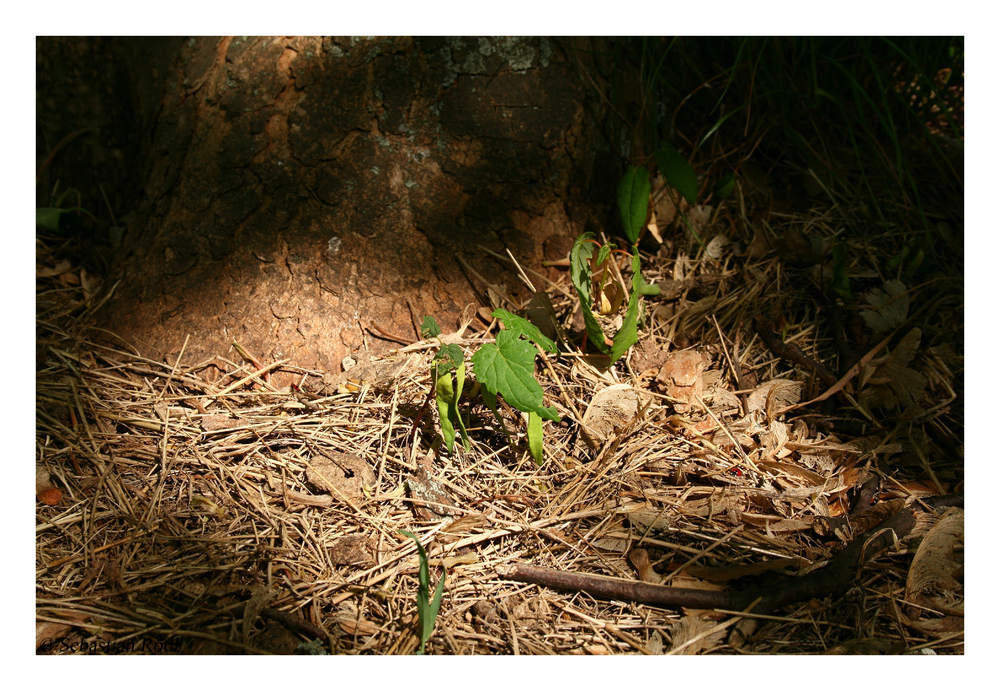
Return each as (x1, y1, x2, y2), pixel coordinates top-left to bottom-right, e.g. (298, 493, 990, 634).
(527, 410, 544, 465)
(472, 330, 559, 421)
(656, 142, 698, 205)
(617, 166, 651, 244)
(421, 316, 441, 339)
(492, 309, 556, 353)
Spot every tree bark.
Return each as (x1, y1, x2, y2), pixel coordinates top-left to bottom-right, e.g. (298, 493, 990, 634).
(38, 37, 635, 384)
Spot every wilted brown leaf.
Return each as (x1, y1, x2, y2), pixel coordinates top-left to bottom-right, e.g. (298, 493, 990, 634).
(657, 350, 707, 411)
(747, 378, 802, 413)
(579, 383, 651, 449)
(905, 507, 964, 632)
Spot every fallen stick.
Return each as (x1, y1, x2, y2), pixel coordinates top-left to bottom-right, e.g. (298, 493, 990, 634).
(499, 494, 963, 614)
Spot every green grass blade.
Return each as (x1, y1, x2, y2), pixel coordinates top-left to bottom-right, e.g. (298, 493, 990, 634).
(399, 530, 445, 654)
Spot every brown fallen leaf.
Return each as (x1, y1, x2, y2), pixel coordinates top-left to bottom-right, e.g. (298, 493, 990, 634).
(38, 487, 62, 506)
(905, 507, 963, 633)
(657, 350, 708, 411)
(36, 259, 73, 278)
(669, 614, 727, 654)
(747, 378, 802, 414)
(579, 383, 651, 449)
(306, 451, 376, 505)
(628, 548, 663, 584)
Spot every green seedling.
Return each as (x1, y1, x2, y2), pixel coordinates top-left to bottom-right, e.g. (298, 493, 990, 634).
(421, 311, 559, 464)
(472, 309, 559, 465)
(571, 162, 660, 365)
(419, 161, 665, 461)
(570, 234, 658, 364)
(421, 316, 470, 453)
(400, 530, 445, 655)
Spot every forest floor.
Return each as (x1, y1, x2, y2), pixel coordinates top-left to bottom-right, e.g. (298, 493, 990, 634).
(35, 154, 964, 654)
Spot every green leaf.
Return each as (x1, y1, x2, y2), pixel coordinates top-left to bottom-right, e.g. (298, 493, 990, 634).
(570, 232, 597, 305)
(429, 561, 445, 617)
(595, 242, 613, 268)
(435, 372, 457, 453)
(492, 309, 557, 353)
(451, 362, 470, 449)
(579, 300, 609, 353)
(480, 387, 498, 415)
(421, 316, 441, 339)
(527, 410, 544, 465)
(472, 330, 559, 421)
(714, 171, 736, 201)
(631, 253, 660, 297)
(36, 207, 69, 231)
(434, 343, 464, 373)
(569, 234, 610, 353)
(656, 142, 698, 205)
(435, 362, 469, 453)
(610, 295, 640, 363)
(609, 253, 657, 363)
(617, 166, 651, 244)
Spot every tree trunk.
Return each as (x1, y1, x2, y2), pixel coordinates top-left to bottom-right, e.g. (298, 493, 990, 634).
(38, 37, 635, 385)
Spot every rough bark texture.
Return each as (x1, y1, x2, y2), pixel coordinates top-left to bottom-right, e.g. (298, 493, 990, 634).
(38, 37, 631, 385)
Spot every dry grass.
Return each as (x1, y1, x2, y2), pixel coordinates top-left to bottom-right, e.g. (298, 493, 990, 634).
(35, 200, 963, 655)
